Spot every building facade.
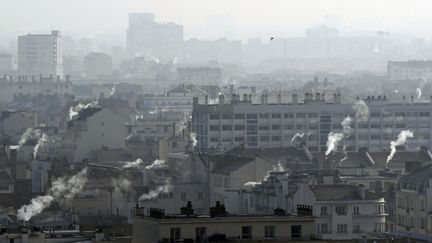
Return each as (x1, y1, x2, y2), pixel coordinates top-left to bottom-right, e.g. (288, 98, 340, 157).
(192, 94, 432, 152)
(18, 30, 63, 77)
(388, 60, 432, 81)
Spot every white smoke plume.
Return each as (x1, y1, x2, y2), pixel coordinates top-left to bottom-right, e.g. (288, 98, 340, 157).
(244, 162, 285, 187)
(244, 181, 261, 187)
(290, 133, 304, 146)
(10, 128, 42, 150)
(122, 158, 144, 169)
(325, 132, 344, 156)
(17, 168, 88, 221)
(352, 100, 369, 122)
(386, 130, 414, 168)
(110, 86, 117, 97)
(190, 132, 198, 150)
(139, 179, 171, 201)
(69, 102, 95, 120)
(145, 159, 166, 170)
(33, 133, 53, 160)
(416, 88, 422, 100)
(341, 116, 352, 134)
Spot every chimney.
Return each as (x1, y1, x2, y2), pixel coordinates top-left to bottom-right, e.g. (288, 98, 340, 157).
(243, 94, 248, 102)
(358, 184, 365, 199)
(305, 93, 309, 104)
(278, 93, 282, 104)
(321, 93, 325, 102)
(10, 148, 17, 180)
(219, 94, 225, 105)
(292, 93, 298, 104)
(232, 93, 236, 102)
(261, 94, 265, 104)
(248, 94, 252, 102)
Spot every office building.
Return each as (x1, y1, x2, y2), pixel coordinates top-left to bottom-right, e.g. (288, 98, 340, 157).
(18, 30, 63, 77)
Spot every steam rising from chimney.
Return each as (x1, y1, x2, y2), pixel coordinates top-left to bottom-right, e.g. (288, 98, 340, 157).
(122, 158, 144, 169)
(290, 133, 304, 146)
(17, 167, 88, 221)
(244, 162, 285, 187)
(139, 179, 171, 200)
(386, 130, 413, 168)
(325, 132, 344, 156)
(10, 128, 42, 150)
(69, 103, 95, 120)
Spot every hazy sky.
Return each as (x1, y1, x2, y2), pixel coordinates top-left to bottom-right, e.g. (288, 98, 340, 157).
(1, 0, 432, 45)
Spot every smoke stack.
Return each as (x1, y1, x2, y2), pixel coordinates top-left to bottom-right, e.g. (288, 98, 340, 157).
(243, 94, 248, 102)
(219, 94, 225, 105)
(10, 148, 17, 180)
(292, 93, 298, 104)
(359, 184, 365, 199)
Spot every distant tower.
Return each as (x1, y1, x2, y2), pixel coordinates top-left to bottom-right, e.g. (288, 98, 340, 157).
(18, 30, 63, 78)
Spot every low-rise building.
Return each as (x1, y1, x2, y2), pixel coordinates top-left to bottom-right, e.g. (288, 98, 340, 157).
(132, 207, 315, 243)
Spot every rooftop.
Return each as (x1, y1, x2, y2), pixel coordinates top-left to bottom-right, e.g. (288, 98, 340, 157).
(310, 184, 381, 201)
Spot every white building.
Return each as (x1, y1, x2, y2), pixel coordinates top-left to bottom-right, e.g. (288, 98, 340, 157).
(0, 75, 72, 103)
(84, 52, 112, 77)
(192, 94, 432, 152)
(395, 164, 432, 237)
(388, 60, 432, 81)
(64, 107, 125, 163)
(18, 30, 63, 77)
(294, 184, 387, 240)
(209, 155, 274, 207)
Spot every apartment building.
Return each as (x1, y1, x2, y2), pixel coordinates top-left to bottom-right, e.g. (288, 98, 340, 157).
(395, 164, 432, 236)
(18, 30, 63, 77)
(388, 60, 432, 81)
(192, 93, 432, 152)
(64, 107, 125, 162)
(132, 206, 314, 243)
(295, 184, 387, 240)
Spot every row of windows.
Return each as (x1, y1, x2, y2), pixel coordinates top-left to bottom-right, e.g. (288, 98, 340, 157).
(170, 225, 301, 241)
(208, 112, 431, 120)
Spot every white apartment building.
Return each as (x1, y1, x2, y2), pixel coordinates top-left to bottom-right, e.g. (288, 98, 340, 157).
(0, 75, 72, 103)
(192, 93, 432, 152)
(64, 107, 125, 163)
(395, 164, 432, 236)
(18, 30, 63, 77)
(295, 184, 387, 240)
(388, 60, 432, 81)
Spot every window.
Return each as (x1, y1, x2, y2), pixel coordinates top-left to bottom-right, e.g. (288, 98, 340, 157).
(0, 185, 8, 191)
(271, 136, 280, 142)
(195, 227, 206, 242)
(320, 206, 328, 216)
(264, 226, 275, 239)
(259, 113, 269, 119)
(291, 225, 301, 239)
(259, 125, 269, 130)
(234, 125, 245, 131)
(353, 224, 360, 233)
(271, 125, 280, 130)
(260, 136, 269, 142)
(235, 136, 245, 142)
(271, 113, 281, 118)
(170, 228, 181, 242)
(353, 206, 359, 215)
(181, 192, 186, 200)
(369, 182, 375, 189)
(308, 113, 318, 118)
(222, 114, 233, 119)
(247, 114, 258, 119)
(235, 114, 245, 119)
(209, 114, 220, 120)
(337, 224, 347, 234)
(319, 224, 328, 233)
(197, 192, 203, 200)
(222, 125, 232, 131)
(210, 125, 219, 131)
(284, 113, 294, 118)
(420, 112, 430, 117)
(335, 206, 347, 215)
(242, 226, 252, 239)
(296, 113, 306, 118)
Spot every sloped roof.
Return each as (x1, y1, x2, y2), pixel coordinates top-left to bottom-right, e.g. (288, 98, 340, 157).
(0, 170, 14, 184)
(310, 184, 381, 201)
(399, 164, 432, 191)
(228, 146, 312, 163)
(74, 107, 103, 121)
(210, 155, 256, 174)
(369, 151, 432, 168)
